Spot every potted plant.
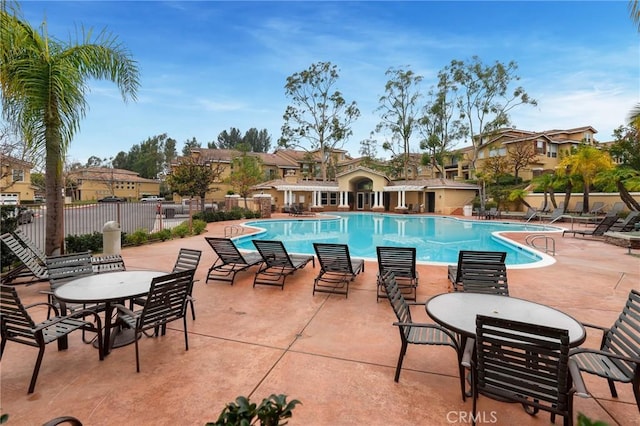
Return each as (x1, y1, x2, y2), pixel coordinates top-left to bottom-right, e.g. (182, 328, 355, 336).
(207, 394, 301, 426)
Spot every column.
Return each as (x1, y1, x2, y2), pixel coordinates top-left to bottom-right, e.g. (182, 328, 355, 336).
(396, 190, 402, 208)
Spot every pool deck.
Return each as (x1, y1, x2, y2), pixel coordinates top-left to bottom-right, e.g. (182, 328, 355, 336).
(1, 214, 639, 425)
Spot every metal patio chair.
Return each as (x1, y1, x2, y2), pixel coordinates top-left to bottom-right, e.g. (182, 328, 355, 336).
(609, 210, 640, 233)
(252, 240, 314, 289)
(205, 237, 263, 285)
(0, 284, 104, 394)
(0, 232, 49, 284)
(376, 246, 418, 302)
(472, 315, 588, 426)
(570, 289, 640, 411)
(447, 251, 506, 292)
(312, 243, 364, 298)
(91, 254, 126, 274)
(115, 269, 195, 372)
(459, 259, 509, 296)
(381, 272, 466, 401)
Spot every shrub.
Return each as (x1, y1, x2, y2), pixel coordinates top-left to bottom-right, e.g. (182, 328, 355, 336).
(192, 219, 207, 234)
(149, 228, 172, 241)
(171, 223, 190, 238)
(65, 231, 103, 253)
(125, 228, 149, 246)
(207, 394, 301, 426)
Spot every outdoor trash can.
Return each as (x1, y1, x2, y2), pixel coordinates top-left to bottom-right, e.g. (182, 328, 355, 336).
(103, 221, 121, 255)
(164, 208, 176, 218)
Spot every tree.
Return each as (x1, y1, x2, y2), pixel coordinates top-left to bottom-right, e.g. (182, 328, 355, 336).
(376, 67, 423, 181)
(182, 137, 202, 156)
(217, 127, 243, 150)
(508, 188, 533, 210)
(532, 172, 559, 212)
(447, 57, 537, 179)
(609, 124, 640, 170)
(1, 3, 139, 255)
(418, 70, 464, 178)
(558, 144, 614, 213)
(595, 167, 640, 211)
(507, 142, 538, 182)
(630, 0, 640, 31)
(85, 155, 105, 168)
(280, 61, 360, 181)
(166, 156, 225, 211)
(242, 128, 271, 153)
(226, 150, 264, 208)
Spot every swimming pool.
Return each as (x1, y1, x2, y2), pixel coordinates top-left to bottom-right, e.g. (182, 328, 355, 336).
(235, 212, 559, 266)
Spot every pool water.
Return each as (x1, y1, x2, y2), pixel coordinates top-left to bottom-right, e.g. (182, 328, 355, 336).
(235, 212, 557, 265)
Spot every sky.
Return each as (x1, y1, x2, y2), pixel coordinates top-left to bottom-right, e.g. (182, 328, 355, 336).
(11, 0, 640, 165)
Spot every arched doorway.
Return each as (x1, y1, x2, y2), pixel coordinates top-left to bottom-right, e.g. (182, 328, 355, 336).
(354, 178, 373, 210)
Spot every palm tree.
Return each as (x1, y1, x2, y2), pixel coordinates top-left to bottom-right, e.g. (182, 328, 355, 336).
(531, 172, 558, 211)
(594, 167, 640, 211)
(1, 3, 139, 254)
(558, 145, 614, 214)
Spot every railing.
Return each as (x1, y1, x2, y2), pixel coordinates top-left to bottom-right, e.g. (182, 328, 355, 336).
(525, 234, 556, 256)
(224, 225, 244, 238)
(12, 202, 193, 254)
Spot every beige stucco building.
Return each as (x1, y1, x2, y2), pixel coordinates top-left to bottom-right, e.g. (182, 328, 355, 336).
(65, 167, 160, 201)
(0, 154, 36, 204)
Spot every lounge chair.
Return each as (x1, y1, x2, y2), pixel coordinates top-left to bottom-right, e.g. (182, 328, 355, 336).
(252, 240, 315, 289)
(568, 201, 584, 214)
(0, 232, 48, 284)
(609, 201, 625, 215)
(540, 208, 570, 224)
(0, 284, 104, 394)
(448, 250, 506, 292)
(569, 289, 640, 411)
(14, 229, 46, 263)
(312, 243, 364, 297)
(587, 201, 605, 215)
(562, 214, 618, 237)
(376, 246, 418, 302)
(484, 207, 499, 220)
(609, 210, 640, 232)
(523, 207, 538, 223)
(290, 205, 315, 216)
(205, 237, 263, 285)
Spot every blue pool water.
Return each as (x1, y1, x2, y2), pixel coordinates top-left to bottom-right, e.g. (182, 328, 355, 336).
(235, 213, 558, 265)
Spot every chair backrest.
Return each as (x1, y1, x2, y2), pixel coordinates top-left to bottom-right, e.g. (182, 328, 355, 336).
(589, 201, 604, 214)
(205, 237, 247, 265)
(548, 208, 565, 223)
(313, 243, 355, 274)
(381, 272, 413, 328)
(172, 248, 202, 273)
(572, 201, 584, 213)
(610, 202, 625, 214)
(475, 315, 572, 416)
(377, 246, 417, 280)
(620, 211, 640, 231)
(591, 214, 619, 235)
(524, 208, 538, 222)
(252, 240, 293, 268)
(45, 251, 94, 290)
(138, 269, 195, 328)
(13, 229, 46, 263)
(0, 232, 48, 279)
(460, 260, 509, 296)
(603, 289, 640, 379)
(452, 250, 506, 284)
(91, 254, 126, 274)
(556, 202, 565, 213)
(0, 284, 38, 346)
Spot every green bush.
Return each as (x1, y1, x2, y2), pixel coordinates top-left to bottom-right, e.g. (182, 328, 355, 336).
(65, 231, 103, 253)
(150, 228, 172, 241)
(125, 228, 149, 246)
(208, 394, 301, 426)
(192, 219, 207, 234)
(171, 223, 190, 238)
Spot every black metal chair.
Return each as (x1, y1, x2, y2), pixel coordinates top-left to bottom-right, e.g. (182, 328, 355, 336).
(448, 251, 506, 292)
(0, 284, 104, 394)
(205, 237, 263, 285)
(376, 246, 418, 302)
(42, 416, 83, 426)
(381, 272, 466, 401)
(252, 240, 314, 289)
(172, 248, 202, 320)
(115, 269, 196, 372)
(472, 315, 588, 426)
(609, 210, 640, 232)
(570, 289, 640, 411)
(312, 243, 364, 298)
(44, 251, 95, 315)
(91, 254, 126, 274)
(0, 232, 49, 284)
(459, 259, 509, 296)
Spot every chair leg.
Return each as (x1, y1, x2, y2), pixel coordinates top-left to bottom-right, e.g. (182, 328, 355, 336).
(28, 345, 46, 394)
(189, 299, 196, 321)
(183, 316, 189, 351)
(633, 376, 640, 412)
(394, 341, 408, 382)
(607, 379, 618, 398)
(135, 331, 141, 373)
(0, 336, 6, 359)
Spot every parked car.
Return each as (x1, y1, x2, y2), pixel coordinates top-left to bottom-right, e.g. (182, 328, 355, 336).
(98, 196, 126, 203)
(17, 209, 34, 224)
(140, 196, 163, 203)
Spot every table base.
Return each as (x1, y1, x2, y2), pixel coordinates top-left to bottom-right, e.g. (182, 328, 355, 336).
(93, 327, 139, 349)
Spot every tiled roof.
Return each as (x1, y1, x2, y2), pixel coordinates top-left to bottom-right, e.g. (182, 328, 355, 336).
(67, 167, 157, 183)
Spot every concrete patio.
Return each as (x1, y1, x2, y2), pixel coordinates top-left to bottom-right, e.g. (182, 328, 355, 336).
(1, 215, 639, 425)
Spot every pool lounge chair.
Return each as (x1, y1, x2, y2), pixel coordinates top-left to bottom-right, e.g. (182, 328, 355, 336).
(562, 214, 618, 238)
(609, 210, 640, 232)
(252, 240, 315, 289)
(312, 243, 364, 298)
(587, 201, 605, 216)
(568, 201, 584, 214)
(0, 232, 48, 284)
(205, 237, 263, 285)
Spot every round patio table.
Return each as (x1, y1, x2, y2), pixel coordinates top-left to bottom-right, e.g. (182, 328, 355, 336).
(426, 292, 586, 346)
(55, 270, 166, 355)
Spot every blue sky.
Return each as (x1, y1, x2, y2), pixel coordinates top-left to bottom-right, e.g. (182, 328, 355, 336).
(14, 1, 640, 164)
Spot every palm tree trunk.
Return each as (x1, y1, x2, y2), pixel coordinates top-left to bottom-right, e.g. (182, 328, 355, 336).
(45, 135, 65, 255)
(618, 181, 640, 211)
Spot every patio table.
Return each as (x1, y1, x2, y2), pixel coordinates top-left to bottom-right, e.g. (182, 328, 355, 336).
(54, 270, 166, 355)
(425, 292, 586, 347)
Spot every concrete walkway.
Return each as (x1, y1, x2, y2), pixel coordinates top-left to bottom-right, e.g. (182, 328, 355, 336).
(1, 215, 638, 425)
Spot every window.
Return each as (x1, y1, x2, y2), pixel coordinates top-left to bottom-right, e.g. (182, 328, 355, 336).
(329, 192, 338, 205)
(321, 192, 327, 205)
(12, 169, 24, 182)
(320, 192, 338, 206)
(583, 132, 592, 143)
(547, 144, 558, 158)
(536, 140, 546, 155)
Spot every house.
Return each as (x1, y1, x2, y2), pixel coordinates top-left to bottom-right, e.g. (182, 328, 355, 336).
(0, 154, 35, 204)
(65, 167, 160, 201)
